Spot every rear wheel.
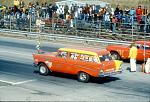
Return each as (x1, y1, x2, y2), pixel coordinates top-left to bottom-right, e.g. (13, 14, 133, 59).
(111, 52, 121, 60)
(39, 63, 49, 76)
(78, 72, 90, 83)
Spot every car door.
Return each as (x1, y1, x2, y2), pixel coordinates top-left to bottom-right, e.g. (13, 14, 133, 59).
(51, 51, 68, 73)
(144, 46, 150, 59)
(66, 53, 100, 76)
(136, 44, 149, 61)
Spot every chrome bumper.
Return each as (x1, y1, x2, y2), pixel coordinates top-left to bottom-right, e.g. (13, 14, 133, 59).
(33, 63, 38, 67)
(99, 69, 122, 77)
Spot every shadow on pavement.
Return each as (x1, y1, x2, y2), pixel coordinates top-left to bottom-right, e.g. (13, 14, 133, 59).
(34, 70, 120, 84)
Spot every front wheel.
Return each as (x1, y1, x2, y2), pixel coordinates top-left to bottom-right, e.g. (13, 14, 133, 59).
(111, 52, 121, 60)
(78, 72, 90, 83)
(39, 63, 49, 76)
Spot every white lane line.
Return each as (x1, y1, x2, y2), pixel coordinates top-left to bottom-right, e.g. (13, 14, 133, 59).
(12, 79, 36, 85)
(0, 79, 15, 85)
(0, 79, 36, 85)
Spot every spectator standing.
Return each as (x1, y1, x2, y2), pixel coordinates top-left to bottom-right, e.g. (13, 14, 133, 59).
(15, 10, 21, 29)
(136, 5, 143, 24)
(142, 6, 148, 32)
(64, 4, 69, 19)
(104, 12, 111, 32)
(114, 5, 120, 16)
(128, 7, 136, 28)
(41, 4, 46, 18)
(111, 15, 117, 34)
(92, 4, 96, 14)
(129, 7, 136, 17)
(19, 0, 25, 8)
(47, 4, 53, 19)
(98, 7, 106, 21)
(129, 43, 137, 72)
(21, 9, 26, 29)
(52, 12, 58, 31)
(147, 13, 150, 33)
(52, 3, 58, 13)
(66, 12, 71, 31)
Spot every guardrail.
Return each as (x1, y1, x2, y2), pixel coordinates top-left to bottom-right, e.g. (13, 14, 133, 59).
(0, 28, 131, 45)
(1, 18, 150, 41)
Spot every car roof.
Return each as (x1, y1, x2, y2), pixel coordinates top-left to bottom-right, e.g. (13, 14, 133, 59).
(135, 41, 150, 47)
(58, 48, 109, 56)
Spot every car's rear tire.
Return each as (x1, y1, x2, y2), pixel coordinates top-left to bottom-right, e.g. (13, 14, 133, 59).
(111, 52, 121, 60)
(78, 72, 90, 83)
(39, 63, 49, 76)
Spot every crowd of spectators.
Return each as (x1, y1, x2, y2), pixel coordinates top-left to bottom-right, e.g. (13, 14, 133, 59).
(0, 0, 150, 33)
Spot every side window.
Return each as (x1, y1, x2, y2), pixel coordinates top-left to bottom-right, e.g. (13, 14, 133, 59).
(137, 44, 143, 49)
(143, 45, 150, 50)
(70, 52, 79, 60)
(80, 54, 97, 62)
(80, 54, 89, 62)
(99, 54, 112, 62)
(58, 51, 68, 59)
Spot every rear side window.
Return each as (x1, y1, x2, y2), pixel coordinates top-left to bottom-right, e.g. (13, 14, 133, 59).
(70, 52, 79, 60)
(99, 54, 112, 62)
(80, 54, 98, 62)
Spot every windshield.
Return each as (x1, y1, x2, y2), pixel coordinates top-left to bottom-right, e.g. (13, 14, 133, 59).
(99, 54, 112, 62)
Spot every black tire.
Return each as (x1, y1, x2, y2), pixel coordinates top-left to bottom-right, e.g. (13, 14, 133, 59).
(78, 72, 90, 83)
(111, 52, 121, 60)
(39, 63, 49, 76)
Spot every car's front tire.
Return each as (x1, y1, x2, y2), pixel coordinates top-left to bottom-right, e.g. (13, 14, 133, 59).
(111, 52, 121, 60)
(78, 72, 90, 83)
(39, 63, 49, 76)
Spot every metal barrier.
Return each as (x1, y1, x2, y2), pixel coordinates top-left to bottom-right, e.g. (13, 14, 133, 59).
(0, 28, 131, 46)
(0, 16, 150, 42)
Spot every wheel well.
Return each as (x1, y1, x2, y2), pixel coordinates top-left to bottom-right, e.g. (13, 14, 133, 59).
(38, 62, 45, 66)
(110, 51, 121, 59)
(78, 71, 91, 76)
(110, 51, 119, 54)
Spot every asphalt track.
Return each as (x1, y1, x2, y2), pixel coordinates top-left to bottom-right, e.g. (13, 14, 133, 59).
(0, 36, 150, 101)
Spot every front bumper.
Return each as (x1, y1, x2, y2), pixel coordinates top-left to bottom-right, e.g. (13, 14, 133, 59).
(33, 63, 38, 67)
(99, 69, 122, 77)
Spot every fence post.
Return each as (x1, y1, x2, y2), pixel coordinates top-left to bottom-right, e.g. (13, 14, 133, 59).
(75, 18, 77, 36)
(131, 15, 134, 41)
(30, 14, 31, 33)
(10, 15, 11, 30)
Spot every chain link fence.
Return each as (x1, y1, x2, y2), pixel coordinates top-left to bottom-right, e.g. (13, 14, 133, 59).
(0, 14, 150, 41)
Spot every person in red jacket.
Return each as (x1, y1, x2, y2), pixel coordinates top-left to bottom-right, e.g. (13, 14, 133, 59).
(136, 5, 143, 24)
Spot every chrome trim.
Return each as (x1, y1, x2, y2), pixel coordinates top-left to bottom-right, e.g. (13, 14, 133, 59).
(99, 69, 122, 77)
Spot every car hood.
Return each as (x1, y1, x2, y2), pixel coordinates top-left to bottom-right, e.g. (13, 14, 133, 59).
(107, 45, 129, 49)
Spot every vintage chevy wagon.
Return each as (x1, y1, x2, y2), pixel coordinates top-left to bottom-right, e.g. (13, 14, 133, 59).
(106, 41, 150, 61)
(33, 48, 122, 82)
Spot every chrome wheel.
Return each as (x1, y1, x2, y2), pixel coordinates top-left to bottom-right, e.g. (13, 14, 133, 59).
(39, 63, 49, 75)
(78, 72, 89, 83)
(111, 52, 121, 60)
(40, 66, 46, 74)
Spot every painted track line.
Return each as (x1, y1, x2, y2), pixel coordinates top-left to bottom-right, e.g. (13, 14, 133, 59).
(0, 79, 36, 85)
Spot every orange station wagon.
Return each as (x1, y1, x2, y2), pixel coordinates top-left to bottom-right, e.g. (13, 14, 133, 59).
(33, 48, 122, 82)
